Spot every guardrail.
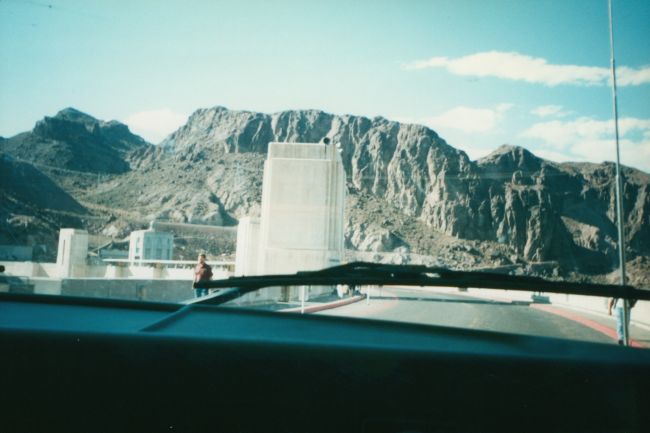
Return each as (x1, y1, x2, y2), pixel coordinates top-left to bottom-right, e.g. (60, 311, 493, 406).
(102, 259, 235, 267)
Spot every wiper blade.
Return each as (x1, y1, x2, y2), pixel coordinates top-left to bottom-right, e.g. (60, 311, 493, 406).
(192, 261, 650, 305)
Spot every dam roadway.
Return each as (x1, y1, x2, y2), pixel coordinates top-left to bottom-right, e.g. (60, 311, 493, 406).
(318, 287, 638, 346)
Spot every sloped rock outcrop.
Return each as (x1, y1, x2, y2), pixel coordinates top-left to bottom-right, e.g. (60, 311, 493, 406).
(1, 108, 149, 174)
(0, 153, 88, 260)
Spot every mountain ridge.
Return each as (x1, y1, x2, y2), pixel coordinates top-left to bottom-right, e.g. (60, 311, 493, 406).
(1, 106, 648, 285)
(0, 108, 150, 174)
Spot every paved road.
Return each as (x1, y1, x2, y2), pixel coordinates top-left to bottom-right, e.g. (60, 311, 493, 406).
(319, 287, 618, 345)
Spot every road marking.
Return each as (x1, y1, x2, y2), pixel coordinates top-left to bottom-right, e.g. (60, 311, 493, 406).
(531, 304, 645, 348)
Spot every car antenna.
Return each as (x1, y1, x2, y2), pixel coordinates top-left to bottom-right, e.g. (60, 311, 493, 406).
(608, 0, 630, 346)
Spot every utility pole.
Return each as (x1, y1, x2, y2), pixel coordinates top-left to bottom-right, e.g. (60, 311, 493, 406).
(608, 0, 629, 346)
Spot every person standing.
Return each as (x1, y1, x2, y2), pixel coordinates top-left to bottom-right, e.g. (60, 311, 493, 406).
(608, 297, 636, 345)
(193, 253, 213, 298)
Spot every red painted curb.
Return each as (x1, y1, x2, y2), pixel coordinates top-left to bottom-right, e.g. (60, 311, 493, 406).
(283, 295, 366, 313)
(531, 304, 645, 348)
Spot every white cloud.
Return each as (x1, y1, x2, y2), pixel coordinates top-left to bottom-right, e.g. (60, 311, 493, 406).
(423, 103, 513, 134)
(402, 51, 650, 87)
(522, 117, 650, 147)
(521, 117, 650, 171)
(618, 66, 650, 86)
(531, 105, 572, 118)
(124, 109, 189, 143)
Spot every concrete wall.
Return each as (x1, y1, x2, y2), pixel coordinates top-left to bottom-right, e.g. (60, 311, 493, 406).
(60, 278, 193, 303)
(1, 260, 229, 282)
(0, 261, 60, 278)
(40, 263, 60, 278)
(0, 261, 40, 277)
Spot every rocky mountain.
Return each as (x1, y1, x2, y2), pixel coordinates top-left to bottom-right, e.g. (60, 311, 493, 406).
(476, 147, 650, 273)
(155, 107, 649, 276)
(2, 106, 649, 285)
(0, 108, 150, 174)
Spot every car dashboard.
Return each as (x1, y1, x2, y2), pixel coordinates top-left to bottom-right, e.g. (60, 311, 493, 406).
(1, 293, 649, 433)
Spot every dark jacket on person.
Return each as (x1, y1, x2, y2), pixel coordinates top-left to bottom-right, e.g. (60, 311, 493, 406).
(194, 263, 213, 283)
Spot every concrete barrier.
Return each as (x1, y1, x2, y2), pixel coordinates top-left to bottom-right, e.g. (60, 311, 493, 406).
(60, 278, 193, 303)
(32, 278, 62, 295)
(5, 276, 195, 303)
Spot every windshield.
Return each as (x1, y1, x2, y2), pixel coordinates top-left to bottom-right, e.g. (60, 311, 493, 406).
(0, 0, 649, 348)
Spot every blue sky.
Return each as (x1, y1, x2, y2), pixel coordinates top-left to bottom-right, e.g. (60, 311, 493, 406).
(1, 0, 649, 170)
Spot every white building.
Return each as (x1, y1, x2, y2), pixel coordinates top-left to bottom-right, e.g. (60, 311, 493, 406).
(236, 141, 346, 277)
(128, 227, 174, 262)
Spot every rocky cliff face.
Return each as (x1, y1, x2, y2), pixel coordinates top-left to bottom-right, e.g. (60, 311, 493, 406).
(556, 161, 650, 270)
(0, 108, 149, 174)
(161, 107, 483, 232)
(157, 107, 650, 275)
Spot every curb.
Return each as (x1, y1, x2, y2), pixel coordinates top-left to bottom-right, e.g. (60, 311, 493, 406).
(282, 294, 366, 313)
(531, 304, 646, 348)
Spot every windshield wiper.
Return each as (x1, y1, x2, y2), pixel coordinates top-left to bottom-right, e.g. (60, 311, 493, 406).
(191, 261, 650, 306)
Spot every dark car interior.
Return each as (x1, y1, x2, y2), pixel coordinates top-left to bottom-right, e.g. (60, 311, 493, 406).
(1, 291, 649, 433)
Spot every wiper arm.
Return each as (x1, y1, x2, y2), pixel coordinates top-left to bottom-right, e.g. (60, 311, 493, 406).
(192, 261, 650, 305)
